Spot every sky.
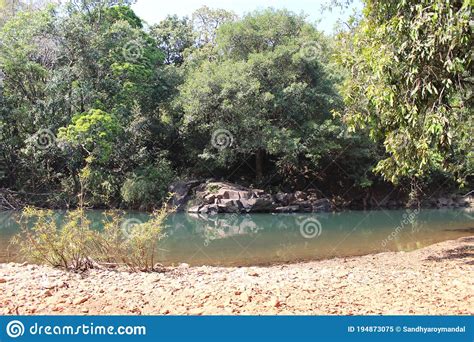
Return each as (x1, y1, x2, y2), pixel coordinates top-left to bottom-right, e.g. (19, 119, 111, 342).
(131, 0, 363, 33)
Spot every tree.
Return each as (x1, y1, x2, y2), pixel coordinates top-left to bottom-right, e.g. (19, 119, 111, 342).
(336, 0, 473, 195)
(150, 15, 194, 65)
(0, 1, 174, 207)
(0, 0, 51, 27)
(179, 9, 341, 181)
(192, 6, 236, 47)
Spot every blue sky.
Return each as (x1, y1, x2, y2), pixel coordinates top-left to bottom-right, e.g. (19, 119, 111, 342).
(132, 0, 363, 33)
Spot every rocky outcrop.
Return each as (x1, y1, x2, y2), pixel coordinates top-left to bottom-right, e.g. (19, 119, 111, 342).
(168, 180, 202, 211)
(184, 181, 334, 214)
(169, 180, 473, 214)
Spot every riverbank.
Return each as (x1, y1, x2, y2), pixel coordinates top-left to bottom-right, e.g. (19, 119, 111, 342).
(0, 236, 472, 315)
(171, 180, 474, 214)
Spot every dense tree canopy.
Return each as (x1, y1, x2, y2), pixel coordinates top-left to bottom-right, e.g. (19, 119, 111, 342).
(179, 9, 341, 180)
(336, 0, 472, 196)
(0, 0, 471, 209)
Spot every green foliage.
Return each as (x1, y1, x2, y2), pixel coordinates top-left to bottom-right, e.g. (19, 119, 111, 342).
(150, 15, 194, 65)
(336, 0, 473, 188)
(121, 160, 174, 209)
(217, 8, 308, 59)
(12, 207, 99, 270)
(58, 109, 121, 161)
(100, 208, 170, 271)
(0, 0, 470, 209)
(12, 206, 171, 272)
(179, 9, 342, 180)
(101, 5, 143, 28)
(192, 6, 237, 46)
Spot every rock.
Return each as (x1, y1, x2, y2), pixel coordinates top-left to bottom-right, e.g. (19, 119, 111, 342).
(437, 197, 449, 207)
(185, 181, 333, 213)
(294, 191, 307, 201)
(296, 201, 313, 212)
(455, 196, 470, 207)
(0, 278, 7, 283)
(272, 298, 282, 308)
(216, 189, 235, 200)
(42, 290, 53, 297)
(168, 180, 202, 211)
(72, 296, 90, 305)
(274, 192, 295, 206)
(199, 204, 219, 215)
(275, 205, 300, 213)
(218, 190, 248, 200)
(188, 205, 201, 213)
(245, 198, 275, 212)
(312, 198, 332, 212)
(178, 263, 190, 269)
(216, 199, 243, 213)
(251, 189, 265, 197)
(203, 194, 216, 204)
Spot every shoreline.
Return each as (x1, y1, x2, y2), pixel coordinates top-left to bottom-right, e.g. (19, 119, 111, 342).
(3, 181, 473, 213)
(1, 236, 473, 315)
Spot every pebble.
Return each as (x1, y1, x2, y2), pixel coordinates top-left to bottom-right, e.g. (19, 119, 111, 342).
(72, 296, 90, 305)
(272, 298, 282, 308)
(0, 237, 471, 315)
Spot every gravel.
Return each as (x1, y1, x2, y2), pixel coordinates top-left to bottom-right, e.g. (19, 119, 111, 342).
(1, 236, 472, 315)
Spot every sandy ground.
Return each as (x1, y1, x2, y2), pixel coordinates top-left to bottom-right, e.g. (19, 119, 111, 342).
(0, 236, 473, 315)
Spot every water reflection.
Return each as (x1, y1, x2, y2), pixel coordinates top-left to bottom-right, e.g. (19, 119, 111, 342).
(0, 208, 472, 266)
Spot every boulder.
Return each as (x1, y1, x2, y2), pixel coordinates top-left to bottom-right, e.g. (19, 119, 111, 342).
(188, 205, 202, 213)
(244, 198, 275, 212)
(216, 189, 251, 200)
(203, 194, 216, 204)
(185, 181, 333, 213)
(275, 205, 300, 213)
(297, 201, 313, 212)
(168, 180, 201, 211)
(216, 199, 242, 213)
(294, 191, 307, 201)
(199, 204, 219, 215)
(312, 198, 332, 212)
(274, 192, 295, 206)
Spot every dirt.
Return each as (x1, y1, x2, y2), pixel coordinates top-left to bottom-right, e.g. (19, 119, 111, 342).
(0, 236, 472, 315)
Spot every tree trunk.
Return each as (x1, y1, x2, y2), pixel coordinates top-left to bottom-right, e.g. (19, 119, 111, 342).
(256, 149, 264, 180)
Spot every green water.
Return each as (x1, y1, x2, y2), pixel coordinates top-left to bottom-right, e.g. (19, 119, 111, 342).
(0, 209, 472, 266)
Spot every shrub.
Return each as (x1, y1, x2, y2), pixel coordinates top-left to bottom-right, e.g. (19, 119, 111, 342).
(121, 160, 174, 209)
(99, 207, 170, 271)
(11, 206, 171, 272)
(12, 207, 99, 270)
